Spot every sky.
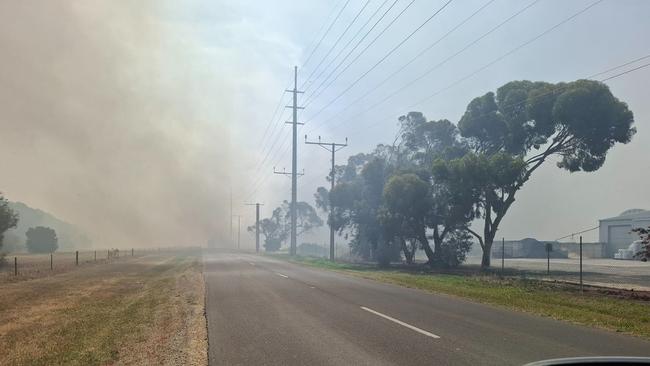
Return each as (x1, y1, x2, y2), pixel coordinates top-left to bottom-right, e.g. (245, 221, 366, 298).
(0, 0, 648, 248)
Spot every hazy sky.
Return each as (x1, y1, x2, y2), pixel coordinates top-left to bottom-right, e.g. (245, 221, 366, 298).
(1, 0, 648, 248)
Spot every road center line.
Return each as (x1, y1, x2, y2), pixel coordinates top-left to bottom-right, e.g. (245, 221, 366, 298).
(275, 272, 289, 278)
(360, 306, 440, 339)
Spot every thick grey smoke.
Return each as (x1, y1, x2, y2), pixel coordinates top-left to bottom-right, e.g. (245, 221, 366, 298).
(0, 1, 232, 247)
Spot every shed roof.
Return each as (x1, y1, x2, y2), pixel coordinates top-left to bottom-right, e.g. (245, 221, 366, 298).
(600, 209, 650, 222)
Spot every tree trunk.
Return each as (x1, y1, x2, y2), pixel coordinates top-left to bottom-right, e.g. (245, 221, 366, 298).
(408, 239, 418, 264)
(432, 227, 442, 259)
(481, 239, 492, 268)
(419, 232, 435, 264)
(399, 238, 414, 265)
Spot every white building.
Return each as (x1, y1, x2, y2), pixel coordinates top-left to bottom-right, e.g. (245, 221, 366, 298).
(599, 209, 650, 257)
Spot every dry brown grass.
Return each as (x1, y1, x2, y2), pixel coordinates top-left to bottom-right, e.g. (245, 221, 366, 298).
(0, 254, 207, 366)
(0, 250, 153, 282)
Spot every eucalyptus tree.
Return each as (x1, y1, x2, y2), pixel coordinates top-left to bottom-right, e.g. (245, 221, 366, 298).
(247, 200, 323, 252)
(436, 79, 635, 267)
(0, 194, 18, 250)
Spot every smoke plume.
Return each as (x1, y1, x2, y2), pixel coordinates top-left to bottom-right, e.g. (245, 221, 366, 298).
(0, 1, 233, 247)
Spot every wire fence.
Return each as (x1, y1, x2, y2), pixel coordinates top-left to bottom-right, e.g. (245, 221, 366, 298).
(0, 248, 184, 282)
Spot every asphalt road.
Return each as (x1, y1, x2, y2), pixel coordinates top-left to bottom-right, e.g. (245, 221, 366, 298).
(204, 252, 650, 366)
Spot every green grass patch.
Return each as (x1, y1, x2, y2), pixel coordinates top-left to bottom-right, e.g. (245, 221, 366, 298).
(276, 255, 650, 339)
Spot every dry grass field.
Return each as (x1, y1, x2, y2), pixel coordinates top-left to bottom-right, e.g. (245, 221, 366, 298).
(0, 250, 154, 282)
(0, 253, 207, 365)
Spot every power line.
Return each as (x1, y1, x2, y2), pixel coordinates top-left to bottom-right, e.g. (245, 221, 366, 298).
(301, 0, 372, 90)
(410, 0, 603, 107)
(347, 51, 649, 143)
(304, 135, 348, 261)
(256, 90, 287, 147)
(243, 1, 350, 202)
(306, 0, 540, 123)
(600, 61, 650, 81)
(245, 91, 308, 197)
(588, 54, 650, 79)
(256, 80, 292, 158)
(241, 73, 294, 198)
(302, 0, 352, 69)
(465, 56, 650, 129)
(240, 112, 290, 200)
(301, 0, 346, 66)
(304, 0, 419, 108)
(301, 0, 402, 105)
(305, 0, 393, 95)
(243, 109, 307, 202)
(243, 131, 293, 202)
(305, 0, 455, 124)
(323, 0, 541, 132)
(336, 0, 595, 136)
(304, 0, 496, 135)
(555, 226, 599, 242)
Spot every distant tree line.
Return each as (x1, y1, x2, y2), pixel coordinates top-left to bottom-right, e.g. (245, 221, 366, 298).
(0, 194, 59, 260)
(247, 200, 323, 252)
(632, 227, 649, 261)
(314, 79, 635, 268)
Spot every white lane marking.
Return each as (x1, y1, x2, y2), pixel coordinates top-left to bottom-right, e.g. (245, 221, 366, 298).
(248, 262, 255, 266)
(275, 272, 289, 278)
(309, 286, 316, 289)
(360, 306, 440, 339)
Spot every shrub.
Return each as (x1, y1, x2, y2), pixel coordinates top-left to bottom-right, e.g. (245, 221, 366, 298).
(25, 226, 58, 253)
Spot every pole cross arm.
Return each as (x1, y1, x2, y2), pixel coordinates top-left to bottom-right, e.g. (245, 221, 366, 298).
(304, 134, 348, 261)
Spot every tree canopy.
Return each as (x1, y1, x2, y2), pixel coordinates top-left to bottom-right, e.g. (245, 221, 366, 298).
(445, 79, 635, 267)
(0, 194, 19, 251)
(321, 79, 634, 268)
(247, 200, 323, 252)
(25, 226, 58, 253)
(632, 227, 649, 261)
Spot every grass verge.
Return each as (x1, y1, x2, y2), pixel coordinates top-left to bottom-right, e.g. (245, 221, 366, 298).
(275, 254, 650, 339)
(0, 254, 207, 366)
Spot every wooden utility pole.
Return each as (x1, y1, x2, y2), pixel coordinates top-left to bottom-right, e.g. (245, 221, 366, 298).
(284, 66, 304, 256)
(246, 203, 264, 253)
(305, 135, 347, 261)
(232, 215, 242, 250)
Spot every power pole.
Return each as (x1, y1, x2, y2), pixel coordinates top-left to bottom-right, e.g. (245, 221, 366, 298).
(230, 188, 233, 245)
(284, 66, 304, 256)
(232, 215, 241, 250)
(245, 203, 264, 253)
(273, 167, 304, 252)
(305, 135, 348, 261)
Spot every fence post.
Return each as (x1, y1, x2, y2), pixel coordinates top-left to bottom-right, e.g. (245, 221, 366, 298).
(50, 253, 53, 271)
(107, 249, 110, 260)
(501, 238, 505, 276)
(132, 248, 134, 257)
(94, 250, 97, 262)
(14, 257, 17, 276)
(579, 235, 583, 293)
(75, 250, 79, 266)
(546, 243, 551, 275)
